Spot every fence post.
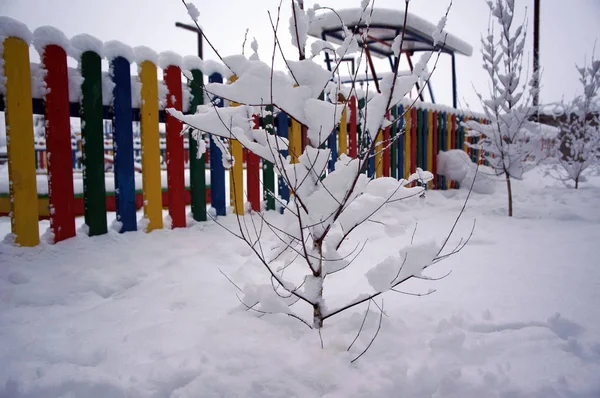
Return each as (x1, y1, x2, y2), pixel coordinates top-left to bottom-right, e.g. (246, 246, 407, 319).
(441, 112, 448, 190)
(349, 96, 357, 158)
(73, 34, 108, 237)
(289, 117, 302, 164)
(368, 134, 375, 179)
(227, 75, 244, 216)
(328, 119, 338, 172)
(184, 56, 207, 221)
(2, 28, 39, 246)
(276, 113, 290, 213)
(390, 107, 398, 179)
(160, 52, 186, 228)
(106, 42, 137, 233)
(427, 109, 433, 187)
(416, 108, 422, 173)
(445, 112, 452, 188)
(397, 105, 404, 180)
(34, 29, 77, 243)
(208, 72, 226, 216)
(263, 105, 276, 210)
(383, 111, 390, 177)
(136, 48, 163, 232)
(451, 113, 457, 188)
(247, 115, 260, 212)
(338, 103, 348, 158)
(437, 112, 444, 189)
(404, 107, 411, 179)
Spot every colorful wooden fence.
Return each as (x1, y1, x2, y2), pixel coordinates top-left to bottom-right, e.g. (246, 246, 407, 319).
(0, 17, 482, 247)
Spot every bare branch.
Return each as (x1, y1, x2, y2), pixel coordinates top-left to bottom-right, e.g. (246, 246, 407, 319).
(347, 300, 371, 351)
(351, 299, 384, 363)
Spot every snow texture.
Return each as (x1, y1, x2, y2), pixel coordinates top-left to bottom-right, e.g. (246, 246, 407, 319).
(32, 26, 71, 55)
(134, 45, 158, 65)
(186, 2, 200, 22)
(158, 51, 183, 69)
(289, 1, 309, 55)
(182, 55, 231, 78)
(69, 33, 104, 59)
(366, 241, 438, 292)
(0, 16, 33, 44)
(437, 149, 496, 194)
(307, 8, 473, 57)
(204, 55, 340, 141)
(103, 40, 135, 63)
(0, 17, 32, 95)
(130, 76, 142, 108)
(102, 71, 115, 106)
(68, 66, 84, 102)
(29, 62, 48, 99)
(1, 165, 599, 397)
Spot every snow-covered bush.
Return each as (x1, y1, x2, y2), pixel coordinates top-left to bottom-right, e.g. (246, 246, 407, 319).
(464, 0, 548, 216)
(437, 149, 496, 194)
(553, 54, 600, 188)
(169, 0, 471, 358)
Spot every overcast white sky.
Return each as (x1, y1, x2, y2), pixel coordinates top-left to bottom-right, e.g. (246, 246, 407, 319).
(1, 0, 599, 121)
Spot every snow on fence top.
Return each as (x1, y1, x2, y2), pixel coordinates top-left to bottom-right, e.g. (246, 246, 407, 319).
(158, 51, 183, 69)
(104, 40, 136, 63)
(70, 33, 104, 59)
(307, 8, 473, 57)
(0, 16, 33, 44)
(0, 16, 33, 95)
(403, 98, 486, 120)
(134, 46, 159, 66)
(32, 26, 71, 55)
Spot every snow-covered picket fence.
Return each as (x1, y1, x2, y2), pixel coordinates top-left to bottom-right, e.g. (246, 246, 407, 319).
(1, 16, 478, 247)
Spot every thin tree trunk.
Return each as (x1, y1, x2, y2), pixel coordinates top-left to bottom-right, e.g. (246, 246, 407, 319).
(575, 176, 579, 189)
(313, 242, 324, 328)
(313, 300, 323, 328)
(505, 172, 513, 217)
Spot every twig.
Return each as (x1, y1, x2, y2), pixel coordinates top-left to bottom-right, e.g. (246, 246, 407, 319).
(351, 299, 384, 363)
(347, 300, 371, 351)
(219, 268, 244, 293)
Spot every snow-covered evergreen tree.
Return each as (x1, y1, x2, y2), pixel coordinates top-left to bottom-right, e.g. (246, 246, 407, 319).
(464, 0, 542, 217)
(554, 55, 600, 188)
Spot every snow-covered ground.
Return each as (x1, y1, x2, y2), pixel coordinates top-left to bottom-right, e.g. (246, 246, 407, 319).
(1, 165, 599, 398)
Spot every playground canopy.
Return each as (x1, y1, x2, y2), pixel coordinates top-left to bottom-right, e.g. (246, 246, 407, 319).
(307, 8, 473, 107)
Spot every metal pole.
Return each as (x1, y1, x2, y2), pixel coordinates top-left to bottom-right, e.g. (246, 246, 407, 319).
(175, 22, 203, 59)
(451, 52, 457, 109)
(533, 0, 540, 107)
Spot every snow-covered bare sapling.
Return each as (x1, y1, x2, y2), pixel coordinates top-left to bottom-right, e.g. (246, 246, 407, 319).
(170, 0, 473, 358)
(553, 54, 600, 188)
(464, 0, 542, 217)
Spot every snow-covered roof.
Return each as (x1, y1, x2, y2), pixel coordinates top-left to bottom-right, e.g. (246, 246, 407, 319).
(307, 8, 473, 58)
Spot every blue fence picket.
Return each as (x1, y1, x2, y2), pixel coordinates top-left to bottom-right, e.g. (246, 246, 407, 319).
(328, 128, 337, 172)
(367, 136, 375, 178)
(111, 56, 137, 232)
(276, 112, 289, 213)
(208, 72, 226, 216)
